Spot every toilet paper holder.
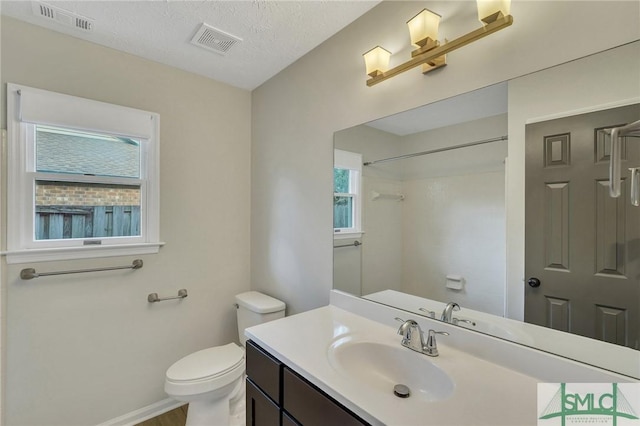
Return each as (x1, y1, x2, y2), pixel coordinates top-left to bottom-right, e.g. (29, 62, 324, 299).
(445, 275, 465, 290)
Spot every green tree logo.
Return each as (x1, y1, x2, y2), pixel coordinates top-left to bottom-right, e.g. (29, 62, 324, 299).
(539, 383, 639, 425)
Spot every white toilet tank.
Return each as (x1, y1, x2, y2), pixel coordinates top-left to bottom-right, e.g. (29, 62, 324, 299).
(235, 291, 285, 346)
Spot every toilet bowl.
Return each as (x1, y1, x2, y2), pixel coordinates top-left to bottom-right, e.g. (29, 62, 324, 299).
(164, 291, 285, 426)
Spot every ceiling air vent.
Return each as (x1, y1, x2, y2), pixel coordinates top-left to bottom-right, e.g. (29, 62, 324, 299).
(190, 23, 242, 55)
(31, 1, 94, 32)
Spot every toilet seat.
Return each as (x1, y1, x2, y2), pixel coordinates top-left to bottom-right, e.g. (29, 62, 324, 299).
(165, 343, 245, 397)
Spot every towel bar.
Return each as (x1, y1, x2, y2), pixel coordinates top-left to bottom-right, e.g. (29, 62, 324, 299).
(148, 289, 188, 303)
(20, 259, 143, 280)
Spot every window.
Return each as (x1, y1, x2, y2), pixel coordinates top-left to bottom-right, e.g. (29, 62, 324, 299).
(6, 83, 161, 263)
(334, 149, 362, 236)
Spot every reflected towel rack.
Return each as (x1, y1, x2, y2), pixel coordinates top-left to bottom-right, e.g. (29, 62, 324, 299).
(608, 118, 640, 200)
(334, 240, 361, 249)
(371, 191, 405, 201)
(20, 259, 143, 280)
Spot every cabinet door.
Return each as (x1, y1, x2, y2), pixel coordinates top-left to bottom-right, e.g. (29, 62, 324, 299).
(246, 340, 282, 404)
(246, 378, 280, 426)
(283, 368, 367, 426)
(282, 412, 299, 426)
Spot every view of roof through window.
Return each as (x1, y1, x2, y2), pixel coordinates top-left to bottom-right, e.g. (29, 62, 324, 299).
(35, 125, 141, 178)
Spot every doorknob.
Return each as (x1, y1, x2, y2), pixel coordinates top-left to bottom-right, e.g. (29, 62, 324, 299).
(527, 277, 541, 288)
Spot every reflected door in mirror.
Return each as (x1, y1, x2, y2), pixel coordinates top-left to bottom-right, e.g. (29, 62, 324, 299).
(525, 104, 640, 349)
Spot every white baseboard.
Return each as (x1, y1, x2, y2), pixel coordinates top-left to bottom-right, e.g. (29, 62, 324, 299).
(96, 398, 184, 426)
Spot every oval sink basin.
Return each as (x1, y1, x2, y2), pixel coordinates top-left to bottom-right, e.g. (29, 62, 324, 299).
(328, 338, 454, 402)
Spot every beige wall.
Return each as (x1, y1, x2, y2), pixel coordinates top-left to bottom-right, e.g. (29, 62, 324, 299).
(1, 17, 251, 425)
(250, 1, 640, 315)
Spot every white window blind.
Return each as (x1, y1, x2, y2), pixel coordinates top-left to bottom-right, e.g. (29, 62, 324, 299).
(334, 149, 362, 171)
(18, 86, 154, 139)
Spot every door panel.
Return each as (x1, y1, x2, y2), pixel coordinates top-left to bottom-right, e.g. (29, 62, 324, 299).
(525, 103, 640, 350)
(595, 179, 626, 276)
(545, 296, 570, 332)
(595, 305, 627, 345)
(544, 182, 570, 270)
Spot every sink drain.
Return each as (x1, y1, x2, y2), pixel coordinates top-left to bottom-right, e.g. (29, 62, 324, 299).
(393, 384, 411, 398)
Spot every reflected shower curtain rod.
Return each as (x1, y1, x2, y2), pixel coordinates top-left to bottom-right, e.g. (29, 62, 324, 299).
(363, 135, 508, 166)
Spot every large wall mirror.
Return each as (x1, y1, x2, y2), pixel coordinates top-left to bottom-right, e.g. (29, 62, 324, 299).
(333, 41, 640, 379)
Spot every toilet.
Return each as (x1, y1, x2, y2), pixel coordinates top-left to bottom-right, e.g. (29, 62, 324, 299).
(164, 291, 286, 426)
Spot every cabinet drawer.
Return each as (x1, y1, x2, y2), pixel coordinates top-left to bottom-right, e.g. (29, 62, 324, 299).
(283, 367, 367, 426)
(246, 378, 280, 426)
(246, 340, 282, 404)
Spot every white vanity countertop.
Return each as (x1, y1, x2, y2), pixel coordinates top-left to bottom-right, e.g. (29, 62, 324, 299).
(246, 305, 539, 426)
(364, 289, 640, 379)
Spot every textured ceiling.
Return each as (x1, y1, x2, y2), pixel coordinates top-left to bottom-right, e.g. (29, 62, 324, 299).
(0, 0, 380, 90)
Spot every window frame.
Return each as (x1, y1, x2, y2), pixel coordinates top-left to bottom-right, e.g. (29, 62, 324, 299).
(5, 83, 162, 263)
(334, 149, 362, 238)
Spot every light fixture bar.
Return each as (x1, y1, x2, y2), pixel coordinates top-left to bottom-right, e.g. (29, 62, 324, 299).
(367, 14, 513, 87)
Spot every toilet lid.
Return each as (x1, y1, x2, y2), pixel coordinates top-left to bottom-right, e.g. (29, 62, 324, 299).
(166, 343, 244, 382)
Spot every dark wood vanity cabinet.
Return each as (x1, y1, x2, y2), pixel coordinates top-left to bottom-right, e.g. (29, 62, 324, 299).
(246, 379, 280, 426)
(246, 340, 368, 426)
(281, 368, 367, 426)
(246, 339, 282, 426)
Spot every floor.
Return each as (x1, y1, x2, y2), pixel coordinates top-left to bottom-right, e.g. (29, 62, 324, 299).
(136, 405, 188, 426)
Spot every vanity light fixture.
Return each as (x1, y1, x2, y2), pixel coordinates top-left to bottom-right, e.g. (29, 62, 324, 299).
(477, 0, 511, 24)
(363, 46, 392, 77)
(363, 0, 513, 86)
(407, 9, 441, 48)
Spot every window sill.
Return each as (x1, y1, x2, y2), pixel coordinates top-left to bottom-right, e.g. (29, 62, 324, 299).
(3, 242, 165, 264)
(334, 232, 363, 240)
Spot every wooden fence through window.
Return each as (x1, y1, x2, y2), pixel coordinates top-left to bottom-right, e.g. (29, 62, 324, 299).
(35, 206, 140, 240)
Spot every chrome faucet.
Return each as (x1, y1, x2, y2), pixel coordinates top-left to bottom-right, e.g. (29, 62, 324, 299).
(397, 319, 425, 353)
(441, 302, 460, 322)
(396, 318, 449, 357)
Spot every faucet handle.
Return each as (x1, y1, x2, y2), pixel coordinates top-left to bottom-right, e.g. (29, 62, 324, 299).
(424, 329, 449, 357)
(395, 317, 407, 333)
(418, 307, 436, 318)
(394, 317, 407, 334)
(452, 317, 476, 327)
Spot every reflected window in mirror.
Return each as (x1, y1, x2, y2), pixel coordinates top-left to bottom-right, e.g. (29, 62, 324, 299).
(334, 149, 362, 236)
